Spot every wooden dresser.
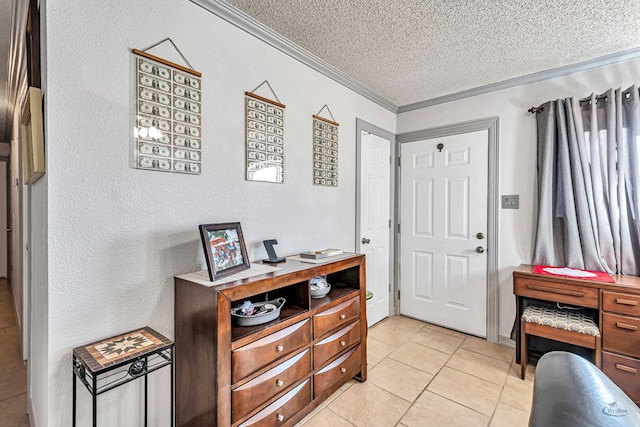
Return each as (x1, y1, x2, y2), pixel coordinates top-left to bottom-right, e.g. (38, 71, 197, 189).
(513, 264, 640, 404)
(175, 255, 367, 426)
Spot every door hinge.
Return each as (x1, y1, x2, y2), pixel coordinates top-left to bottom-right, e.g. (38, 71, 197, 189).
(389, 155, 392, 164)
(388, 219, 391, 228)
(388, 283, 391, 291)
(397, 157, 401, 167)
(397, 290, 401, 300)
(397, 223, 400, 233)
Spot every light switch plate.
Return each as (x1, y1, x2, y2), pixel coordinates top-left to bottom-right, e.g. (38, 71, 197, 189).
(502, 195, 519, 209)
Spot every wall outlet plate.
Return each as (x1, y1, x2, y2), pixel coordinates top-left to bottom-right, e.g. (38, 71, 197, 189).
(502, 195, 519, 209)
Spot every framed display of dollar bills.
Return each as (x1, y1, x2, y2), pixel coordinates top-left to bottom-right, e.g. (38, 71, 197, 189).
(132, 48, 202, 174)
(312, 114, 339, 187)
(245, 83, 285, 184)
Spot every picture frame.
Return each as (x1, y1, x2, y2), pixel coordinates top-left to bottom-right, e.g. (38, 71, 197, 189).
(21, 87, 45, 185)
(199, 222, 250, 281)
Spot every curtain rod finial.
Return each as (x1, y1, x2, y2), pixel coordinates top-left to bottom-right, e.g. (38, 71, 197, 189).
(528, 106, 543, 114)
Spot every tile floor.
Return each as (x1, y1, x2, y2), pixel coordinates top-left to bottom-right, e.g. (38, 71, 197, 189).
(297, 316, 536, 427)
(0, 281, 535, 427)
(0, 278, 30, 426)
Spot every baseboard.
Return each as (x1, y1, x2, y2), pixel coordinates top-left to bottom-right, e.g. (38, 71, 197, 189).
(499, 334, 515, 348)
(28, 396, 36, 427)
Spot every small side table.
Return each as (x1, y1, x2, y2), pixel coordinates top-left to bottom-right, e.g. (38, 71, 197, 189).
(72, 326, 174, 427)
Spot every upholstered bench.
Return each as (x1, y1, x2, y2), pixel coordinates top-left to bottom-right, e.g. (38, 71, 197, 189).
(520, 305, 601, 379)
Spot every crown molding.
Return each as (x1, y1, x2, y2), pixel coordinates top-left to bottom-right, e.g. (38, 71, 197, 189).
(398, 47, 640, 113)
(189, 0, 399, 113)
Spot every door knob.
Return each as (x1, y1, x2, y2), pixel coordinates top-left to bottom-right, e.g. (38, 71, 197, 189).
(361, 237, 371, 244)
(476, 232, 484, 239)
(476, 246, 485, 254)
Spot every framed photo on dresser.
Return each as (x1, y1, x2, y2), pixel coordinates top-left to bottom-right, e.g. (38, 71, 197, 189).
(199, 222, 250, 281)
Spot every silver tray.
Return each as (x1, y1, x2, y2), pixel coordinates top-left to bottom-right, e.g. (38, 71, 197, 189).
(231, 297, 286, 326)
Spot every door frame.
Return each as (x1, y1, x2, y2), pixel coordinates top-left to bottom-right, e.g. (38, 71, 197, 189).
(396, 117, 500, 343)
(355, 118, 396, 318)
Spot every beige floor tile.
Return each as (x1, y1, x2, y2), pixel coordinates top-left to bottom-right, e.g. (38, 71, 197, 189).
(328, 382, 410, 427)
(368, 358, 433, 402)
(409, 328, 464, 355)
(388, 341, 450, 375)
(380, 316, 426, 333)
(461, 336, 514, 363)
(300, 388, 344, 424)
(447, 348, 510, 385)
(367, 322, 416, 348)
(366, 337, 396, 366)
(421, 322, 467, 338)
(508, 358, 536, 382)
(401, 390, 489, 427)
(490, 402, 530, 427)
(427, 367, 501, 416)
(302, 408, 354, 427)
(499, 376, 534, 413)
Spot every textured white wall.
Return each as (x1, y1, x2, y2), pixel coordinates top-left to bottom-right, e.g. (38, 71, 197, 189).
(397, 57, 640, 341)
(42, 0, 394, 425)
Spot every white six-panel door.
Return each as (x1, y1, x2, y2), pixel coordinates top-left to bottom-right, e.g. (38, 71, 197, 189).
(358, 132, 391, 326)
(400, 130, 488, 337)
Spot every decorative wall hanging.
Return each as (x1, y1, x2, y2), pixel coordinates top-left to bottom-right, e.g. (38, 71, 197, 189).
(132, 38, 202, 174)
(245, 81, 285, 183)
(312, 105, 339, 187)
(21, 87, 45, 185)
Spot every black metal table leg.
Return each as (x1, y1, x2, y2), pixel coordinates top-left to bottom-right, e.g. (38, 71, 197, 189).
(72, 366, 77, 427)
(144, 355, 148, 427)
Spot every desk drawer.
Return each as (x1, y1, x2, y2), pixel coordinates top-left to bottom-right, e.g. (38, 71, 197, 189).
(313, 320, 360, 370)
(314, 297, 360, 338)
(602, 352, 640, 403)
(232, 320, 311, 383)
(313, 346, 361, 397)
(602, 291, 640, 317)
(515, 278, 598, 308)
(232, 350, 310, 422)
(602, 313, 640, 357)
(238, 379, 311, 427)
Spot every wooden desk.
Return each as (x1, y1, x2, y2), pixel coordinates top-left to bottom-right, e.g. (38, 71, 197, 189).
(513, 264, 640, 403)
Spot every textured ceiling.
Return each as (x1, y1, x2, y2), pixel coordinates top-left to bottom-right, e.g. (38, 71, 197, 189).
(225, 0, 640, 107)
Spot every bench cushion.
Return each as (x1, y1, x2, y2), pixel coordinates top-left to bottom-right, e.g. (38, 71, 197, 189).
(522, 305, 600, 336)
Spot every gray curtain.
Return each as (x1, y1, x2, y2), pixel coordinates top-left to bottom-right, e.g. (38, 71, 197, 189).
(532, 86, 640, 275)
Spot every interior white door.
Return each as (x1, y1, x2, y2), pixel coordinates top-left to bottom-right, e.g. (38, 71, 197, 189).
(400, 130, 488, 337)
(358, 132, 391, 326)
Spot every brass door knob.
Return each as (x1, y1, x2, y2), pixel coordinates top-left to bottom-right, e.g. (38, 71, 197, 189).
(476, 232, 484, 239)
(476, 246, 485, 254)
(362, 237, 371, 244)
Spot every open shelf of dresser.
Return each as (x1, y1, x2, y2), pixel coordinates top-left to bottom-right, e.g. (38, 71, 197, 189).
(175, 254, 367, 426)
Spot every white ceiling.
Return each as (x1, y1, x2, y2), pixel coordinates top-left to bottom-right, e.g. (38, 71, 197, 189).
(225, 0, 640, 107)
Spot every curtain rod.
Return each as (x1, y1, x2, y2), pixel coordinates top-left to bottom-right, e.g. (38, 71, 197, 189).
(529, 89, 637, 113)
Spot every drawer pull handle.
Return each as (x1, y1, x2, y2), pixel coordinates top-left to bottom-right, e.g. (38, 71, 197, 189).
(276, 379, 284, 387)
(340, 367, 347, 374)
(616, 298, 639, 306)
(340, 314, 346, 320)
(277, 414, 284, 422)
(616, 322, 638, 331)
(340, 340, 346, 347)
(615, 364, 638, 374)
(276, 345, 284, 352)
(526, 284, 585, 297)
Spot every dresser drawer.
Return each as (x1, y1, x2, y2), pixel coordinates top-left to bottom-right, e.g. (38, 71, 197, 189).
(313, 320, 360, 370)
(238, 379, 311, 427)
(232, 350, 310, 423)
(602, 352, 640, 403)
(313, 346, 361, 397)
(514, 278, 598, 308)
(314, 297, 360, 338)
(602, 313, 640, 357)
(602, 291, 640, 317)
(232, 320, 311, 383)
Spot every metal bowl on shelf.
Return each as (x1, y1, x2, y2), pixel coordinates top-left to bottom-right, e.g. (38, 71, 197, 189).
(231, 297, 286, 326)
